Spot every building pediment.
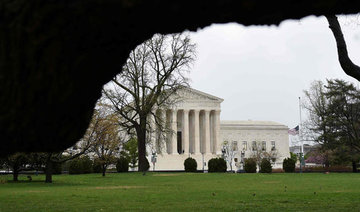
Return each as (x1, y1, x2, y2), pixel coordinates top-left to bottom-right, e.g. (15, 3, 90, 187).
(177, 87, 224, 103)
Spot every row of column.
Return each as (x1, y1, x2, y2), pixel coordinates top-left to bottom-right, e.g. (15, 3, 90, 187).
(155, 109, 220, 155)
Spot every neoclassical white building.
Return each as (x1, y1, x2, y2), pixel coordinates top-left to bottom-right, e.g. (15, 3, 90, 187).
(147, 87, 289, 171)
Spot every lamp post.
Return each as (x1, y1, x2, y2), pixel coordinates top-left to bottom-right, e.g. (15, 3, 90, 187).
(202, 153, 205, 172)
(299, 97, 303, 174)
(151, 152, 157, 171)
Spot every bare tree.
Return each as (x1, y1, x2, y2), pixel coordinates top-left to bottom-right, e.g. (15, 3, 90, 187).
(222, 141, 238, 171)
(103, 33, 196, 171)
(302, 80, 330, 144)
(249, 141, 278, 170)
(89, 110, 123, 177)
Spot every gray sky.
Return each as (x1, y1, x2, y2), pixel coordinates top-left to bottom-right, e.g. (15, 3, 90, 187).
(188, 15, 360, 130)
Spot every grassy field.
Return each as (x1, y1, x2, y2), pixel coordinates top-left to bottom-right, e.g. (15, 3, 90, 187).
(0, 172, 360, 211)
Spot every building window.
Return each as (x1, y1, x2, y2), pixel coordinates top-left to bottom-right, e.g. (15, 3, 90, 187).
(232, 141, 238, 151)
(271, 141, 276, 151)
(252, 141, 256, 151)
(234, 158, 238, 162)
(262, 141, 266, 151)
(242, 141, 247, 151)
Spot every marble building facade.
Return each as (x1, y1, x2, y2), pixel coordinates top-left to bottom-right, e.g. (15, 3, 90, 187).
(147, 87, 290, 171)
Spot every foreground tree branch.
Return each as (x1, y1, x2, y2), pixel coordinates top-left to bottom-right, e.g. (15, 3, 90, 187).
(326, 15, 360, 80)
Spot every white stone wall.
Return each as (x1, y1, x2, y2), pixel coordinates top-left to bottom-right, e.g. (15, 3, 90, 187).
(145, 88, 290, 171)
(220, 120, 290, 169)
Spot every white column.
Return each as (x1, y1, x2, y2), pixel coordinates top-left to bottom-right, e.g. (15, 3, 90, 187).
(171, 110, 178, 154)
(204, 110, 211, 154)
(214, 110, 221, 154)
(182, 110, 189, 154)
(194, 110, 200, 154)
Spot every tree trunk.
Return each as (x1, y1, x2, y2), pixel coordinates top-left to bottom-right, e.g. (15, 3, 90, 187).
(45, 156, 53, 183)
(102, 164, 106, 177)
(13, 170, 19, 181)
(137, 119, 148, 172)
(352, 160, 357, 173)
(324, 160, 330, 172)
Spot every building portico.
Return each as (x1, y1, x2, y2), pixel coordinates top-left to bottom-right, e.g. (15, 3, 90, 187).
(148, 88, 223, 170)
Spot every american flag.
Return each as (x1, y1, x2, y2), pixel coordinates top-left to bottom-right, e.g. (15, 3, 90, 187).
(288, 125, 299, 135)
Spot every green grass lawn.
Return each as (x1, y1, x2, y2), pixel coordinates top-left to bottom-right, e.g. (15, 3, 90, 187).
(0, 172, 360, 211)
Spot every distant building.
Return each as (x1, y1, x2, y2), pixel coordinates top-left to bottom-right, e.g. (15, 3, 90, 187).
(220, 120, 290, 169)
(290, 144, 318, 156)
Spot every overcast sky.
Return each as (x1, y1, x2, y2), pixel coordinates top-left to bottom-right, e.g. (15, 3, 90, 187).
(188, 15, 360, 131)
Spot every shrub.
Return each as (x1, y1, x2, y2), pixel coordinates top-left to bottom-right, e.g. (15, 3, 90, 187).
(52, 162, 62, 175)
(69, 156, 93, 174)
(81, 156, 93, 174)
(62, 160, 71, 172)
(93, 158, 103, 173)
(260, 158, 272, 173)
(283, 157, 296, 173)
(208, 158, 227, 172)
(244, 158, 257, 173)
(116, 157, 129, 172)
(69, 159, 81, 174)
(184, 157, 197, 172)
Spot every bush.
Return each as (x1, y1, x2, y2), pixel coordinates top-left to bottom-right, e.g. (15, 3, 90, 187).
(244, 158, 257, 173)
(52, 162, 62, 175)
(69, 159, 81, 174)
(81, 156, 93, 174)
(208, 158, 227, 172)
(283, 157, 296, 173)
(62, 160, 71, 172)
(93, 158, 103, 173)
(69, 156, 93, 174)
(260, 158, 272, 173)
(184, 157, 197, 172)
(116, 157, 129, 172)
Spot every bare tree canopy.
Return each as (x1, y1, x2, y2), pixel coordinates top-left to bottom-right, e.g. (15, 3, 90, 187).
(103, 33, 196, 171)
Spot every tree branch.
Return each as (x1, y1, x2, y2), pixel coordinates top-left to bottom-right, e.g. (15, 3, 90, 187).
(326, 15, 360, 80)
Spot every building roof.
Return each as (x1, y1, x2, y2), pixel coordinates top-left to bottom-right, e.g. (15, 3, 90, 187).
(220, 120, 288, 130)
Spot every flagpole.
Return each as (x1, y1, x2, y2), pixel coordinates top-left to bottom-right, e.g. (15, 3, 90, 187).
(299, 96, 303, 173)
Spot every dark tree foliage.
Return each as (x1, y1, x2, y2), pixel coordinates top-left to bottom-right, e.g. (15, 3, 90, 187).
(184, 157, 197, 172)
(92, 158, 103, 173)
(244, 158, 257, 173)
(283, 157, 296, 173)
(116, 157, 129, 172)
(259, 158, 272, 173)
(208, 158, 227, 173)
(303, 79, 360, 172)
(121, 138, 138, 169)
(1, 153, 29, 181)
(1, 1, 360, 158)
(69, 156, 93, 174)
